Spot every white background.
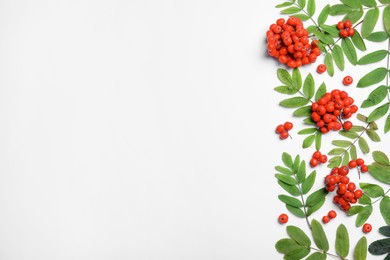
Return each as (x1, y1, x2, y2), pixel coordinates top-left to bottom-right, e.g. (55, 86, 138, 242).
(0, 0, 389, 259)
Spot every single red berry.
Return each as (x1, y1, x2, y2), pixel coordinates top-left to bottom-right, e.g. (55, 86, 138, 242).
(356, 158, 365, 166)
(347, 182, 356, 192)
(284, 122, 293, 131)
(340, 30, 349, 38)
(313, 150, 322, 159)
(348, 160, 357, 168)
(343, 121, 353, 131)
(347, 28, 355, 37)
(354, 189, 363, 199)
(322, 216, 330, 224)
(328, 210, 337, 219)
(278, 213, 289, 224)
(276, 124, 285, 133)
(340, 176, 350, 184)
(337, 21, 345, 30)
(361, 165, 368, 173)
(310, 158, 319, 168)
(339, 166, 349, 175)
(276, 18, 285, 26)
(343, 76, 353, 86)
(363, 223, 372, 233)
(344, 20, 352, 29)
(280, 131, 289, 140)
(317, 64, 327, 74)
(320, 155, 328, 164)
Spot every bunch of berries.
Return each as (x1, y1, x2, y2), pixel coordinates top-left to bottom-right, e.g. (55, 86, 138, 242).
(348, 158, 368, 173)
(337, 20, 355, 38)
(266, 16, 321, 68)
(311, 89, 358, 134)
(275, 122, 293, 140)
(322, 210, 337, 224)
(324, 164, 363, 212)
(310, 150, 328, 168)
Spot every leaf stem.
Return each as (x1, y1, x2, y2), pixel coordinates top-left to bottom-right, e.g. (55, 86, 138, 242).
(299, 90, 314, 104)
(309, 247, 348, 259)
(372, 188, 390, 205)
(293, 173, 312, 230)
(386, 39, 390, 103)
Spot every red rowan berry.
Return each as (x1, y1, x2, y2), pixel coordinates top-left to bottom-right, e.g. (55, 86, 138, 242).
(284, 122, 293, 131)
(328, 210, 337, 219)
(354, 189, 363, 199)
(339, 166, 349, 175)
(278, 213, 288, 224)
(347, 28, 355, 37)
(317, 64, 326, 74)
(337, 21, 345, 30)
(343, 121, 353, 131)
(340, 30, 349, 38)
(310, 158, 319, 168)
(347, 182, 356, 192)
(363, 223, 372, 233)
(343, 76, 353, 86)
(320, 155, 328, 164)
(322, 216, 330, 224)
(275, 124, 285, 133)
(348, 160, 357, 168)
(280, 131, 289, 140)
(313, 151, 322, 159)
(340, 176, 350, 184)
(356, 158, 364, 166)
(361, 165, 368, 173)
(344, 20, 352, 29)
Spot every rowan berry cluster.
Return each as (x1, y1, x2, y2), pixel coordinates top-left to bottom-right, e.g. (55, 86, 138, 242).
(337, 20, 355, 38)
(266, 17, 321, 68)
(348, 158, 368, 173)
(311, 89, 358, 134)
(275, 122, 293, 140)
(324, 164, 363, 212)
(310, 150, 328, 168)
(322, 210, 337, 224)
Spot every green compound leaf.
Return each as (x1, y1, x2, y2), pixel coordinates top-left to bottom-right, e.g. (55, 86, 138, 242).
(360, 182, 385, 198)
(324, 52, 334, 76)
(367, 102, 390, 122)
(311, 219, 329, 251)
(280, 97, 309, 108)
(317, 4, 330, 25)
(361, 85, 388, 108)
(372, 151, 390, 165)
(384, 6, 390, 35)
(301, 170, 316, 194)
(315, 82, 326, 102)
(354, 236, 367, 260)
(356, 205, 373, 227)
(357, 67, 388, 88)
(381, 196, 390, 225)
(358, 50, 389, 65)
(366, 31, 389, 42)
(351, 30, 367, 51)
(368, 238, 390, 255)
(332, 44, 345, 70)
(303, 73, 315, 99)
(361, 7, 379, 38)
(341, 37, 357, 65)
(287, 226, 311, 246)
(336, 224, 349, 258)
(303, 134, 315, 148)
(358, 136, 370, 154)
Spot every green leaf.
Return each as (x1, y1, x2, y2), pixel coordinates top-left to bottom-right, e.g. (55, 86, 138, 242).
(306, 188, 328, 207)
(292, 68, 302, 89)
(303, 134, 315, 148)
(379, 226, 390, 237)
(358, 50, 388, 65)
(304, 117, 316, 125)
(348, 205, 364, 216)
(328, 156, 342, 168)
(354, 236, 367, 260)
(293, 155, 300, 173)
(321, 24, 340, 37)
(351, 30, 367, 51)
(386, 114, 390, 133)
(282, 152, 293, 168)
(280, 97, 309, 108)
(307, 0, 315, 16)
(369, 162, 390, 184)
(279, 195, 303, 208)
(336, 224, 349, 258)
(298, 128, 317, 135)
(278, 180, 301, 196)
(342, 151, 350, 166)
(294, 14, 310, 21)
(358, 137, 370, 154)
(315, 83, 326, 102)
(341, 37, 357, 65)
(357, 113, 368, 122)
(332, 44, 345, 71)
(275, 174, 297, 185)
(341, 0, 362, 8)
(339, 130, 359, 139)
(315, 132, 321, 150)
(350, 145, 357, 160)
(274, 85, 300, 95)
(324, 52, 334, 76)
(275, 238, 302, 254)
(366, 129, 381, 142)
(356, 205, 373, 227)
(317, 4, 330, 25)
(359, 193, 372, 205)
(284, 247, 310, 260)
(275, 166, 294, 175)
(306, 252, 326, 260)
(303, 73, 315, 99)
(276, 2, 294, 8)
(360, 183, 385, 198)
(329, 148, 346, 155)
(361, 8, 380, 38)
(296, 161, 306, 183)
(294, 105, 312, 116)
(344, 10, 364, 24)
(312, 30, 334, 45)
(373, 151, 390, 165)
(384, 6, 390, 35)
(357, 67, 388, 88)
(307, 198, 325, 215)
(361, 85, 388, 108)
(330, 4, 352, 15)
(367, 103, 390, 122)
(368, 238, 390, 255)
(281, 7, 302, 14)
(361, 0, 377, 7)
(302, 171, 316, 194)
(311, 219, 329, 251)
(298, 0, 306, 8)
(381, 196, 390, 225)
(277, 68, 293, 86)
(369, 121, 379, 130)
(286, 205, 306, 218)
(287, 226, 311, 246)
(366, 31, 389, 42)
(332, 140, 352, 147)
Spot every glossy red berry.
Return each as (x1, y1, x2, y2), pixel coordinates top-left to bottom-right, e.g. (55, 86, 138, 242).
(356, 158, 364, 166)
(361, 165, 368, 173)
(340, 30, 349, 38)
(348, 160, 357, 168)
(313, 151, 322, 160)
(280, 131, 289, 140)
(344, 20, 352, 29)
(347, 182, 356, 192)
(347, 28, 355, 37)
(322, 216, 330, 224)
(310, 158, 319, 168)
(328, 210, 337, 219)
(354, 189, 363, 199)
(363, 223, 372, 233)
(276, 124, 285, 133)
(317, 64, 327, 74)
(337, 21, 345, 30)
(320, 155, 328, 164)
(278, 213, 289, 224)
(284, 122, 293, 131)
(343, 121, 353, 130)
(343, 76, 353, 86)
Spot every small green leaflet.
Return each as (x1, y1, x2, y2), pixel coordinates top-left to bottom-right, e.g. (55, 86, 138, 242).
(303, 73, 315, 99)
(286, 226, 311, 246)
(344, 10, 363, 24)
(373, 151, 390, 165)
(357, 67, 388, 88)
(360, 182, 385, 198)
(357, 50, 389, 65)
(307, 0, 315, 17)
(335, 224, 349, 258)
(366, 31, 389, 42)
(384, 6, 390, 35)
(317, 4, 330, 25)
(361, 85, 388, 108)
(361, 8, 380, 38)
(281, 7, 302, 14)
(324, 52, 334, 76)
(351, 30, 367, 51)
(332, 44, 345, 70)
(368, 162, 390, 184)
(280, 97, 309, 108)
(341, 0, 362, 9)
(356, 205, 373, 227)
(358, 137, 370, 154)
(303, 134, 315, 148)
(354, 237, 367, 260)
(385, 114, 390, 133)
(381, 196, 390, 225)
(315, 83, 326, 101)
(367, 102, 390, 122)
(368, 238, 390, 255)
(277, 68, 294, 86)
(311, 219, 329, 251)
(341, 38, 357, 65)
(330, 4, 352, 15)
